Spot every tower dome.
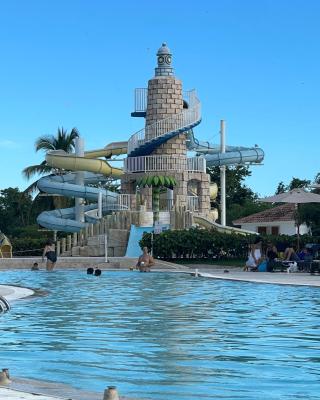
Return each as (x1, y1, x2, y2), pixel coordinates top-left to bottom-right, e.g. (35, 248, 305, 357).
(155, 42, 174, 77)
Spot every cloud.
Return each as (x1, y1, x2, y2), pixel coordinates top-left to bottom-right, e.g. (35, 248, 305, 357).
(0, 140, 19, 149)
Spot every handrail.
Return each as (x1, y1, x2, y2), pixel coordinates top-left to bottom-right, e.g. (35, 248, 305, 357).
(128, 90, 201, 155)
(133, 89, 196, 114)
(124, 155, 206, 173)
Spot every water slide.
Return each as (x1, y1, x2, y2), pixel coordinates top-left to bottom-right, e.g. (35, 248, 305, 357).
(193, 215, 256, 235)
(187, 130, 264, 167)
(37, 142, 127, 232)
(125, 225, 154, 257)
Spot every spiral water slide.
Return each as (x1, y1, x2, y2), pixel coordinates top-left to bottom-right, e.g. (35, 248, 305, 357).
(37, 142, 127, 232)
(186, 130, 264, 167)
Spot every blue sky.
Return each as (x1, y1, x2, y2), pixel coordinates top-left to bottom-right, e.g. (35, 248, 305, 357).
(0, 0, 319, 196)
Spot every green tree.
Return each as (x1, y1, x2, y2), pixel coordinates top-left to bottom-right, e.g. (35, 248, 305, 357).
(275, 177, 311, 194)
(207, 165, 270, 225)
(275, 181, 286, 194)
(22, 127, 79, 194)
(207, 165, 256, 205)
(0, 188, 33, 234)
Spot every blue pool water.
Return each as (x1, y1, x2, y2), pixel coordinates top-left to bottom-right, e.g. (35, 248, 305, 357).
(0, 270, 320, 399)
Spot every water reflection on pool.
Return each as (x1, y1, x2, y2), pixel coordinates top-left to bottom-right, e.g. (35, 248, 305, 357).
(0, 270, 320, 399)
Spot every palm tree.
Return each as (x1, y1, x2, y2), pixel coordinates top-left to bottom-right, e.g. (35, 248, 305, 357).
(22, 127, 79, 194)
(137, 175, 177, 223)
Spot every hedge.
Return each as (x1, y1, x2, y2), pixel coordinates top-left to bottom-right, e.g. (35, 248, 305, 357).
(139, 228, 320, 260)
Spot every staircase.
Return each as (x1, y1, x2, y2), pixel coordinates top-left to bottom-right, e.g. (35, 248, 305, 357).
(128, 90, 201, 157)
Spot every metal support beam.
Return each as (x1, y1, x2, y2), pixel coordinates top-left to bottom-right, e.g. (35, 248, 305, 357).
(220, 120, 226, 226)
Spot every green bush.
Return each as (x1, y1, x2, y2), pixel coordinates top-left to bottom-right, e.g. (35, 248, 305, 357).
(11, 237, 46, 257)
(140, 228, 254, 260)
(139, 228, 320, 260)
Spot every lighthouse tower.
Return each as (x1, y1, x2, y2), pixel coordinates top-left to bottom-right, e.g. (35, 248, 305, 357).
(123, 43, 211, 226)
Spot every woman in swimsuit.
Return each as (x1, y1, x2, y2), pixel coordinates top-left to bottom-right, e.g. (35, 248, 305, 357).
(136, 247, 155, 272)
(42, 239, 57, 271)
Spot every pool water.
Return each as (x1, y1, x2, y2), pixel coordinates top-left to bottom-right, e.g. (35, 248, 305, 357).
(0, 270, 320, 399)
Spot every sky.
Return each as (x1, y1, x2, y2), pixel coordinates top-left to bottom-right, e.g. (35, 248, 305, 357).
(0, 0, 319, 197)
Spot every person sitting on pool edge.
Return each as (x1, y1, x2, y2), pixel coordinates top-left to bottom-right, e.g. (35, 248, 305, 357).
(244, 236, 264, 272)
(136, 247, 155, 272)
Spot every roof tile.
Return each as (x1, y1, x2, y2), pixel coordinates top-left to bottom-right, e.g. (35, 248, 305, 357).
(233, 203, 296, 224)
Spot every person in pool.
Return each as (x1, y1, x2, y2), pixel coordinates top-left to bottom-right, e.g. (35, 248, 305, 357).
(31, 262, 39, 271)
(136, 247, 155, 272)
(42, 239, 57, 271)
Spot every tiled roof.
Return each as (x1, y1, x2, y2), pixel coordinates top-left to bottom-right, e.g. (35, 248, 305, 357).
(233, 203, 296, 224)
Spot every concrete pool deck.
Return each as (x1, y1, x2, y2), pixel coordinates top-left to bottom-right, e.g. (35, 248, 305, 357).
(190, 268, 320, 287)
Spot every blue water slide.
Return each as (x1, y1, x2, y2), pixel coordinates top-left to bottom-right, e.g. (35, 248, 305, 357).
(125, 225, 154, 257)
(37, 173, 120, 232)
(186, 130, 264, 167)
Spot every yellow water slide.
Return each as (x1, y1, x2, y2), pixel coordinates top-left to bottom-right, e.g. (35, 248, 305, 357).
(46, 141, 127, 177)
(0, 232, 12, 258)
(193, 215, 256, 236)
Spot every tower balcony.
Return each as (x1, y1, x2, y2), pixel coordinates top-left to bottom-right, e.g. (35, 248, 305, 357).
(131, 88, 193, 118)
(124, 155, 206, 174)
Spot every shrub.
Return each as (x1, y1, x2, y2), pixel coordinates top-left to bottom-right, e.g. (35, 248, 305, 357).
(139, 228, 320, 260)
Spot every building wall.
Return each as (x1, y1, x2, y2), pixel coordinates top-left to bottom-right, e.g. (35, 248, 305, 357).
(238, 221, 309, 236)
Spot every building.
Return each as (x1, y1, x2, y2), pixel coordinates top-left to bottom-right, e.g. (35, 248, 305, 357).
(232, 203, 310, 236)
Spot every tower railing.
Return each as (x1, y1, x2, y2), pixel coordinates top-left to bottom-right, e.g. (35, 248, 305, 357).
(128, 89, 201, 155)
(124, 155, 206, 173)
(133, 89, 194, 114)
(134, 88, 148, 113)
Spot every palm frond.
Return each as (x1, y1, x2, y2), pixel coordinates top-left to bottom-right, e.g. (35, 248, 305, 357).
(22, 163, 52, 180)
(35, 135, 56, 152)
(23, 180, 40, 196)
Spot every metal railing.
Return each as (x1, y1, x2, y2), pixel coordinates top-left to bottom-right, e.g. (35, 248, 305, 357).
(159, 198, 174, 211)
(101, 193, 131, 211)
(117, 194, 130, 210)
(133, 88, 194, 114)
(134, 88, 148, 112)
(187, 196, 199, 212)
(128, 90, 201, 154)
(124, 155, 206, 173)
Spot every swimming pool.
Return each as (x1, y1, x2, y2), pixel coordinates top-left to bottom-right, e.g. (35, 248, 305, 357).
(0, 270, 319, 399)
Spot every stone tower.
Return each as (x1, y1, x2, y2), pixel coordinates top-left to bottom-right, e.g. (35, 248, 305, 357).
(145, 43, 185, 157)
(122, 43, 211, 225)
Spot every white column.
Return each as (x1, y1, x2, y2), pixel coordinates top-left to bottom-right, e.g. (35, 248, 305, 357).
(167, 188, 173, 210)
(220, 120, 226, 226)
(104, 233, 108, 263)
(98, 191, 103, 219)
(75, 137, 85, 223)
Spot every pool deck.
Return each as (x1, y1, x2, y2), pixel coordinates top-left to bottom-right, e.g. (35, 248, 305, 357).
(190, 267, 320, 287)
(1, 259, 319, 400)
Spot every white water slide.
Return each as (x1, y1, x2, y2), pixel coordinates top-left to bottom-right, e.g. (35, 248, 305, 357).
(187, 130, 264, 167)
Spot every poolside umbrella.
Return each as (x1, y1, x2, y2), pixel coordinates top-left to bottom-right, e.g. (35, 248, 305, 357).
(259, 188, 320, 249)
